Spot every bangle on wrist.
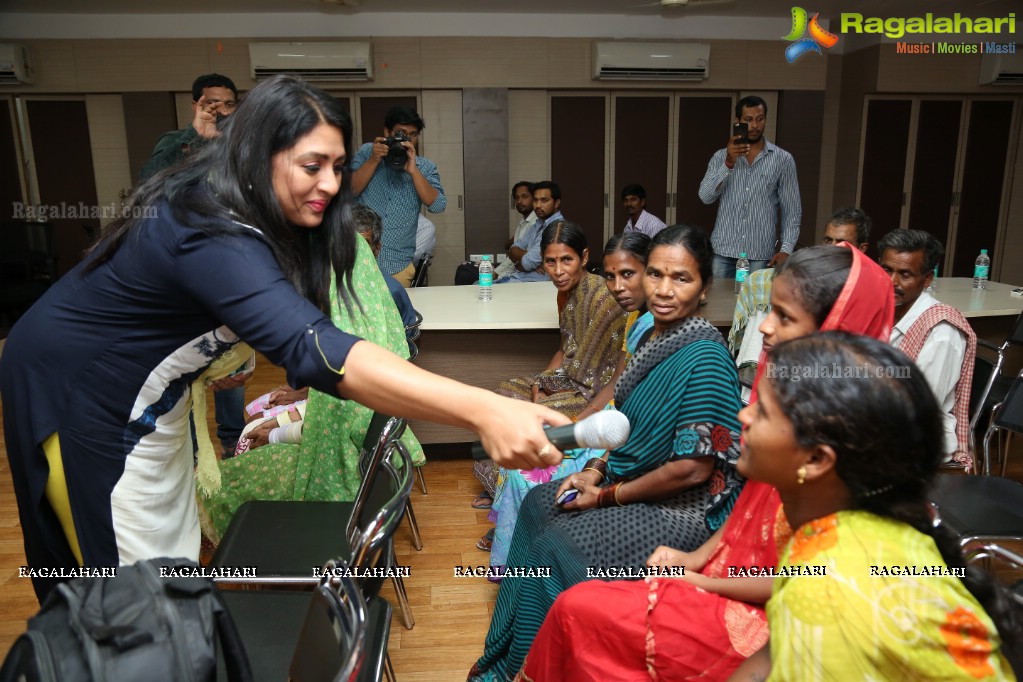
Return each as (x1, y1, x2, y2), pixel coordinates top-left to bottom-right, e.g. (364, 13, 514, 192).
(583, 457, 607, 478)
(597, 482, 625, 508)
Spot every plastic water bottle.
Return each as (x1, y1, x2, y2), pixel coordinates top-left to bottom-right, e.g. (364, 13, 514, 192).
(926, 265, 937, 294)
(478, 255, 493, 301)
(734, 252, 750, 294)
(972, 249, 990, 290)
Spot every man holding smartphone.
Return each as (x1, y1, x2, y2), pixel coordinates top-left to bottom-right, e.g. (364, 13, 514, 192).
(698, 95, 801, 280)
(139, 74, 238, 182)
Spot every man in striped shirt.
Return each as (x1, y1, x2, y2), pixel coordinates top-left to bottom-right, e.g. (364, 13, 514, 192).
(352, 106, 446, 287)
(698, 95, 801, 280)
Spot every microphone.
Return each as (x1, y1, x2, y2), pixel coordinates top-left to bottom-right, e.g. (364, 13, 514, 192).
(471, 410, 631, 461)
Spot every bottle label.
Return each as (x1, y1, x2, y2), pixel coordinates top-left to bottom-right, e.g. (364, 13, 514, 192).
(735, 268, 749, 284)
(479, 272, 493, 286)
(974, 265, 989, 279)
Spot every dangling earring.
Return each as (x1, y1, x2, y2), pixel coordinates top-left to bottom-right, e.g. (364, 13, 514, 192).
(796, 466, 807, 485)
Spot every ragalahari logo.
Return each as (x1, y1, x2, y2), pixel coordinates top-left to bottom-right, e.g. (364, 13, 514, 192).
(782, 7, 840, 62)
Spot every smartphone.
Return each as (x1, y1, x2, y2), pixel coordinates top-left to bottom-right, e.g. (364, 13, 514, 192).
(732, 122, 749, 144)
(556, 489, 579, 506)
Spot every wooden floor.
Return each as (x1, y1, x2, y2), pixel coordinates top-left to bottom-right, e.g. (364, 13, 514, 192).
(1, 354, 1022, 679)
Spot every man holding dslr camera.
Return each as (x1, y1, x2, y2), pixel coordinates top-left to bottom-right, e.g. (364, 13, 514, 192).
(352, 106, 446, 287)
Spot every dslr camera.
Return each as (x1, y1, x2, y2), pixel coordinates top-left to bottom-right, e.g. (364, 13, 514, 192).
(384, 130, 412, 169)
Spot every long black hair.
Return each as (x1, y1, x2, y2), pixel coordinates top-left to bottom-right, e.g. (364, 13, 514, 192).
(774, 246, 852, 327)
(768, 332, 1021, 657)
(86, 74, 359, 315)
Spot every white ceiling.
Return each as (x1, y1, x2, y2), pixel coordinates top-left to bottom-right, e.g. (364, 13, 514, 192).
(1, 0, 1017, 17)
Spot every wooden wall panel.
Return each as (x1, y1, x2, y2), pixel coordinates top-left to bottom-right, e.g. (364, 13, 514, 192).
(876, 45, 1023, 95)
(369, 37, 423, 90)
(121, 91, 177, 184)
(775, 90, 825, 246)
(746, 40, 827, 91)
(422, 38, 548, 89)
(831, 46, 879, 212)
(73, 39, 210, 92)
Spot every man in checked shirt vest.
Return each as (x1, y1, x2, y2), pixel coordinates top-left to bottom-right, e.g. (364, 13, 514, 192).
(698, 95, 802, 280)
(352, 106, 446, 287)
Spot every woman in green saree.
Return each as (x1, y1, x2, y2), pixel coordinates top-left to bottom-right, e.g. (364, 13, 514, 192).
(198, 235, 424, 543)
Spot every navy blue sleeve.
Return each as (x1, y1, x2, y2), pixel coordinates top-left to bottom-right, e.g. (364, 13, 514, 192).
(174, 227, 361, 397)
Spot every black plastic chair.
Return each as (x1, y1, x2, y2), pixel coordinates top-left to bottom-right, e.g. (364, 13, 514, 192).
(218, 560, 368, 682)
(929, 474, 1023, 550)
(404, 310, 429, 496)
(210, 415, 418, 631)
(982, 370, 1023, 477)
(971, 312, 1023, 473)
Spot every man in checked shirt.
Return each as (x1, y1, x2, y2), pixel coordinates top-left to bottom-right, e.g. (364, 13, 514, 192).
(352, 106, 446, 288)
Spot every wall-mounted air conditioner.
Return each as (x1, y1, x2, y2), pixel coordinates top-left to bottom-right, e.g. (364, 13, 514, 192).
(0, 44, 35, 85)
(593, 41, 709, 81)
(979, 51, 1023, 85)
(249, 41, 373, 82)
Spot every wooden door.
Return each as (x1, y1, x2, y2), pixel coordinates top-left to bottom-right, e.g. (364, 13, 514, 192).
(858, 99, 912, 242)
(675, 95, 733, 236)
(551, 96, 606, 253)
(613, 95, 669, 234)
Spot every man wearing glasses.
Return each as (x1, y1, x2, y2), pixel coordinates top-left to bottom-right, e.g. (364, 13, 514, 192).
(139, 73, 238, 182)
(352, 106, 447, 288)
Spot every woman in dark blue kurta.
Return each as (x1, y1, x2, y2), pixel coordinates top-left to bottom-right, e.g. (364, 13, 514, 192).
(470, 226, 744, 681)
(1, 75, 567, 602)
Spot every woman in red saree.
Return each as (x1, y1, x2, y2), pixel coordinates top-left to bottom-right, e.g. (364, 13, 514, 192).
(516, 243, 894, 682)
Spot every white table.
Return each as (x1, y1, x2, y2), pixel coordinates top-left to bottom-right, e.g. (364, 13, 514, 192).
(405, 279, 740, 443)
(930, 278, 1023, 319)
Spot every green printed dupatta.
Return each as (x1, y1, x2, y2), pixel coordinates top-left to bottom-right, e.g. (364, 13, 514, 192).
(198, 236, 424, 543)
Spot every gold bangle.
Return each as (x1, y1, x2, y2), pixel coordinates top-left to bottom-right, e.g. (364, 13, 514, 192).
(581, 467, 605, 482)
(613, 481, 625, 507)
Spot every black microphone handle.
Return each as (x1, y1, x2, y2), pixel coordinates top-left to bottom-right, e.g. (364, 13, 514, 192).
(470, 422, 578, 461)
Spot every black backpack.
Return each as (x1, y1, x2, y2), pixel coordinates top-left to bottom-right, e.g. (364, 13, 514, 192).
(0, 558, 252, 682)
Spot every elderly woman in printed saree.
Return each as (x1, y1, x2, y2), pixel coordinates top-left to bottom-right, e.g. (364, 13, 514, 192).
(469, 225, 745, 681)
(471, 221, 627, 511)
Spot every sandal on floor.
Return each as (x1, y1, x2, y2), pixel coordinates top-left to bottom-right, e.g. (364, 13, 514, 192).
(471, 492, 493, 509)
(476, 528, 495, 552)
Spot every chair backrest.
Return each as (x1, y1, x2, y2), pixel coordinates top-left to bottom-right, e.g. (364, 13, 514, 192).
(288, 560, 368, 682)
(1007, 310, 1023, 348)
(992, 371, 1023, 434)
(349, 439, 415, 575)
(411, 254, 432, 287)
(969, 354, 997, 431)
(347, 416, 406, 545)
(405, 310, 423, 342)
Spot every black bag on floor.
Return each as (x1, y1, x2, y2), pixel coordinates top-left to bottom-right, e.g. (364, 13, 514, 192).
(0, 557, 252, 682)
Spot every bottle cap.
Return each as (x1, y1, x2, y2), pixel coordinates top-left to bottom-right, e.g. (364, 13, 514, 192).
(739, 252, 747, 258)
